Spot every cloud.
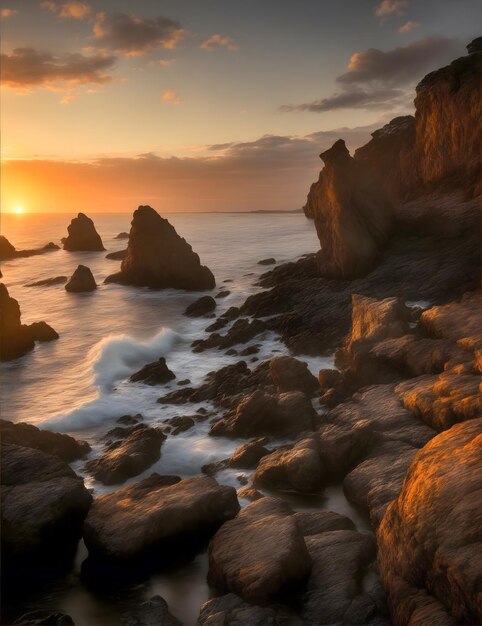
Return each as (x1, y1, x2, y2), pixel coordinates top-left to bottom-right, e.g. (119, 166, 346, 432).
(200, 34, 239, 52)
(159, 58, 176, 67)
(92, 12, 187, 56)
(1, 47, 116, 89)
(60, 94, 76, 104)
(280, 87, 406, 112)
(2, 123, 381, 213)
(161, 89, 182, 104)
(1, 8, 18, 17)
(399, 20, 421, 33)
(281, 36, 459, 114)
(337, 37, 457, 86)
(40, 1, 91, 19)
(374, 0, 408, 18)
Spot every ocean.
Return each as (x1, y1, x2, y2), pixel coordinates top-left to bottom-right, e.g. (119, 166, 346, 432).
(1, 211, 367, 625)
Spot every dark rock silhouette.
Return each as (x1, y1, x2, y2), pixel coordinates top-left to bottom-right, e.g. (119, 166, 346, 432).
(65, 265, 97, 292)
(105, 249, 127, 260)
(0, 283, 58, 361)
(0, 235, 16, 260)
(105, 206, 215, 290)
(121, 596, 181, 626)
(115, 232, 129, 239)
(0, 235, 60, 261)
(129, 357, 176, 385)
(184, 295, 216, 317)
(258, 258, 276, 265)
(62, 213, 105, 251)
(26, 276, 67, 287)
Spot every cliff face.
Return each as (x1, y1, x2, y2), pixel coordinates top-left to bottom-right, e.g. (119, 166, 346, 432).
(305, 39, 482, 278)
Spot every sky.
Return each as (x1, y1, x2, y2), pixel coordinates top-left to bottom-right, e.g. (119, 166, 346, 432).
(1, 0, 481, 213)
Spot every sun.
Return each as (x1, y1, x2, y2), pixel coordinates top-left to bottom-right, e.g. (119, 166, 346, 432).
(15, 206, 25, 214)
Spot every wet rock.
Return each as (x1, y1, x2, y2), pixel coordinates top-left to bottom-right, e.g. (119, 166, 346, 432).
(222, 306, 240, 320)
(216, 290, 231, 298)
(14, 610, 75, 625)
(258, 258, 276, 265)
(105, 249, 127, 260)
(269, 356, 319, 395)
(105, 206, 215, 290)
(302, 530, 378, 625)
(0, 235, 16, 260)
(0, 419, 90, 462)
(1, 443, 92, 559)
(116, 414, 142, 426)
(318, 368, 342, 390)
(0, 236, 60, 261)
(62, 213, 105, 251)
(165, 415, 195, 435)
(253, 437, 326, 494)
(177, 378, 191, 386)
(130, 357, 176, 385)
(229, 438, 270, 469)
(237, 485, 264, 501)
(198, 593, 300, 626)
(239, 344, 259, 356)
(26, 276, 68, 287)
(377, 418, 482, 626)
(210, 389, 316, 438)
(208, 498, 311, 604)
(294, 511, 356, 536)
(65, 265, 97, 292)
(115, 232, 129, 239)
(121, 595, 181, 626)
(85, 425, 165, 485)
(83, 475, 239, 561)
(205, 317, 228, 332)
(193, 318, 267, 352)
(184, 295, 216, 317)
(0, 283, 58, 361)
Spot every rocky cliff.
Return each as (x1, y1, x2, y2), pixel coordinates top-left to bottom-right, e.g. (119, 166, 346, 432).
(304, 39, 482, 278)
(62, 213, 105, 252)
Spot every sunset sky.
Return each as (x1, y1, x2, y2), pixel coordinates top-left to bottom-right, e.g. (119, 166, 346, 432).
(1, 0, 481, 213)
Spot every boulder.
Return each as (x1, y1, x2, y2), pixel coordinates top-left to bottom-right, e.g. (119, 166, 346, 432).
(210, 389, 316, 438)
(198, 593, 300, 625)
(0, 235, 17, 260)
(237, 485, 264, 501)
(253, 437, 326, 494)
(1, 443, 92, 559)
(302, 530, 378, 625)
(229, 438, 270, 469)
(85, 425, 165, 485)
(65, 265, 96, 293)
(13, 610, 74, 625)
(115, 232, 129, 239)
(62, 213, 105, 251)
(105, 205, 215, 290)
(129, 357, 176, 385)
(0, 419, 90, 462)
(165, 415, 195, 435)
(105, 249, 127, 260)
(305, 139, 394, 279)
(269, 356, 319, 395)
(377, 418, 482, 626)
(208, 498, 311, 604)
(121, 595, 181, 626)
(294, 511, 356, 536)
(0, 283, 57, 362)
(184, 295, 216, 317)
(83, 475, 239, 561)
(27, 276, 67, 287)
(192, 318, 266, 352)
(258, 258, 276, 265)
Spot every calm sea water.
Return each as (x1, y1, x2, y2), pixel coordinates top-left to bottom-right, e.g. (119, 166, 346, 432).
(1, 211, 367, 625)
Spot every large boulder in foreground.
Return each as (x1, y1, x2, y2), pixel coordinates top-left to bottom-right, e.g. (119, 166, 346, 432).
(1, 443, 92, 560)
(65, 265, 97, 292)
(62, 213, 105, 251)
(105, 205, 215, 290)
(198, 593, 301, 626)
(269, 356, 319, 395)
(305, 139, 394, 279)
(0, 283, 58, 361)
(208, 498, 311, 604)
(83, 474, 239, 561)
(377, 418, 482, 626)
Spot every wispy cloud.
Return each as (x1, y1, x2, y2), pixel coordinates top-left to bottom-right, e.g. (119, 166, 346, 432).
(40, 1, 91, 20)
(159, 58, 176, 67)
(280, 88, 406, 112)
(200, 34, 239, 52)
(398, 21, 421, 33)
(1, 8, 18, 17)
(161, 88, 182, 104)
(374, 0, 408, 18)
(1, 47, 116, 89)
(92, 12, 187, 56)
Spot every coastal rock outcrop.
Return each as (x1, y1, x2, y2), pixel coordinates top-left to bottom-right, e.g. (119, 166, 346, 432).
(83, 475, 239, 562)
(129, 357, 176, 385)
(65, 265, 97, 292)
(121, 595, 181, 626)
(62, 213, 105, 251)
(184, 295, 216, 317)
(269, 355, 319, 395)
(105, 205, 215, 290)
(105, 249, 127, 260)
(377, 418, 482, 626)
(0, 235, 60, 261)
(0, 283, 58, 361)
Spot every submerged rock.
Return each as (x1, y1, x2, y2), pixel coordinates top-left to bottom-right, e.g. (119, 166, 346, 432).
(377, 418, 482, 626)
(65, 265, 97, 292)
(62, 213, 105, 251)
(0, 236, 60, 261)
(105, 205, 215, 290)
(115, 231, 129, 239)
(26, 276, 68, 287)
(121, 595, 181, 626)
(258, 257, 276, 265)
(105, 249, 127, 260)
(184, 295, 216, 317)
(129, 357, 176, 385)
(208, 498, 311, 604)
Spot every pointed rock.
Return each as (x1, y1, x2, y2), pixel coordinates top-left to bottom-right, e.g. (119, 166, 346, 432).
(62, 213, 105, 251)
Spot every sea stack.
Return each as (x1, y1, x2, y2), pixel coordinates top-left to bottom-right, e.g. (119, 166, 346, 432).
(105, 205, 215, 291)
(65, 265, 97, 292)
(62, 213, 105, 251)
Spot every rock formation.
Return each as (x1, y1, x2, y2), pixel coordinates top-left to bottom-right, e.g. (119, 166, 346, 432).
(62, 213, 105, 251)
(0, 283, 58, 361)
(65, 265, 97, 292)
(129, 357, 176, 385)
(0, 235, 60, 261)
(377, 419, 482, 625)
(184, 295, 216, 317)
(105, 205, 215, 290)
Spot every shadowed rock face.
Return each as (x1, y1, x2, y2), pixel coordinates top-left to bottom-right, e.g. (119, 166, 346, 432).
(65, 265, 97, 292)
(377, 418, 482, 626)
(0, 235, 60, 261)
(62, 213, 105, 251)
(307, 140, 394, 279)
(105, 205, 215, 291)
